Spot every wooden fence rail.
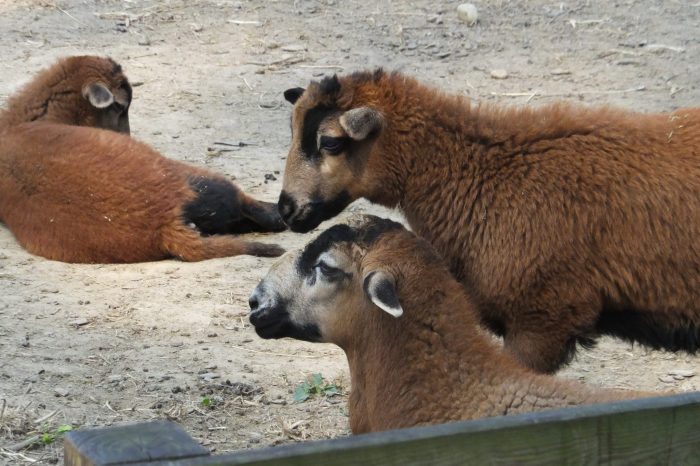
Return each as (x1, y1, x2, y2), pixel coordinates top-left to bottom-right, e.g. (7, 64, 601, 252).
(65, 391, 700, 466)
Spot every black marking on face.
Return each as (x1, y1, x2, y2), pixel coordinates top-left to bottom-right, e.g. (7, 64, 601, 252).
(297, 223, 356, 276)
(249, 304, 321, 342)
(109, 59, 123, 75)
(285, 189, 352, 233)
(319, 75, 341, 96)
(284, 87, 305, 104)
(296, 214, 405, 274)
(319, 135, 350, 156)
(355, 216, 404, 246)
(301, 105, 336, 159)
(278, 190, 297, 221)
(315, 261, 352, 282)
(182, 176, 244, 235)
(121, 79, 133, 107)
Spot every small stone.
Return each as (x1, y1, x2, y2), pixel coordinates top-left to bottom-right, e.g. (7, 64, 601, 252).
(198, 372, 220, 380)
(550, 68, 572, 76)
(138, 35, 151, 46)
(191, 23, 204, 32)
(248, 432, 263, 444)
(668, 369, 696, 378)
(171, 386, 183, 394)
(70, 318, 89, 327)
(457, 3, 478, 26)
(281, 44, 306, 52)
(54, 386, 70, 397)
(490, 69, 508, 79)
(658, 375, 675, 383)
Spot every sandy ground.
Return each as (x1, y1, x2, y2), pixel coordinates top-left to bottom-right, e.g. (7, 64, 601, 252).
(0, 0, 699, 463)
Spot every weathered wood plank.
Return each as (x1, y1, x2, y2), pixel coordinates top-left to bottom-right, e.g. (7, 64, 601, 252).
(157, 392, 700, 466)
(64, 420, 210, 466)
(69, 392, 700, 466)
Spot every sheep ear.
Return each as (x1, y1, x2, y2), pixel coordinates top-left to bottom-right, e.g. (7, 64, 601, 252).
(284, 87, 305, 104)
(339, 107, 383, 141)
(363, 271, 403, 318)
(82, 82, 114, 109)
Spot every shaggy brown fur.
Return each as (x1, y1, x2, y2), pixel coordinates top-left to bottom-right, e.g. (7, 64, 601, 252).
(0, 56, 285, 263)
(249, 217, 650, 434)
(0, 55, 132, 133)
(278, 70, 700, 373)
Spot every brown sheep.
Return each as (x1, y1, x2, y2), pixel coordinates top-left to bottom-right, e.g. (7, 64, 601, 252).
(0, 56, 285, 263)
(0, 55, 132, 133)
(249, 216, 651, 434)
(276, 69, 700, 373)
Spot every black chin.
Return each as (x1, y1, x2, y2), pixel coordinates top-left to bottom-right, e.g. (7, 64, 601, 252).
(251, 316, 322, 342)
(287, 191, 352, 233)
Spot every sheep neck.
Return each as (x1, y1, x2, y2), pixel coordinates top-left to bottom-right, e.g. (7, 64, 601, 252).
(0, 64, 80, 129)
(342, 267, 633, 434)
(343, 276, 514, 432)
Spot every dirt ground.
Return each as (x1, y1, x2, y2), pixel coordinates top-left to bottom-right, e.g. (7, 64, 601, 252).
(0, 0, 699, 463)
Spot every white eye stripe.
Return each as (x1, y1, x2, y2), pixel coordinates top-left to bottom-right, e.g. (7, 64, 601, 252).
(316, 252, 338, 269)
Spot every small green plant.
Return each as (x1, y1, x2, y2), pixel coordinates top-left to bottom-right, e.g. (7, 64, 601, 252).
(293, 373, 339, 403)
(40, 424, 73, 445)
(200, 395, 223, 409)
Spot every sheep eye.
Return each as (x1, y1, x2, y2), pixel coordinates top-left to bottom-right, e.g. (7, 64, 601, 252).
(315, 261, 342, 280)
(319, 136, 347, 155)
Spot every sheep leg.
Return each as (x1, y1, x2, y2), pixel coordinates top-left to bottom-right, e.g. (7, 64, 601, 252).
(162, 224, 284, 261)
(504, 286, 599, 373)
(504, 328, 580, 374)
(240, 196, 287, 232)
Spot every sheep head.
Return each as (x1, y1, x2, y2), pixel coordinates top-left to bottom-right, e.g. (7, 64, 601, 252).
(278, 71, 389, 233)
(248, 215, 407, 346)
(3, 56, 132, 133)
(68, 56, 132, 133)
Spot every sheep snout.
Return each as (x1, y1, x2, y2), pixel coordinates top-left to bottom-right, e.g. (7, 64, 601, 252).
(278, 190, 352, 232)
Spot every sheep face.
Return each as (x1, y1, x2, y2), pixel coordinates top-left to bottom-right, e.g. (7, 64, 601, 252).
(278, 74, 385, 233)
(249, 216, 405, 345)
(74, 57, 132, 134)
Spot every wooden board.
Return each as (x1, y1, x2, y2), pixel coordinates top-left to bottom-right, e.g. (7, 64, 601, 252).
(64, 420, 209, 466)
(66, 392, 700, 466)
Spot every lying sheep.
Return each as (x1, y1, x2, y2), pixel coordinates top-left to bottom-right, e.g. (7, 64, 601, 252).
(276, 69, 700, 373)
(0, 56, 285, 263)
(249, 216, 650, 433)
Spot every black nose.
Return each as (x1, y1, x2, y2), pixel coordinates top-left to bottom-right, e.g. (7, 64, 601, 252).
(278, 191, 297, 223)
(248, 295, 259, 312)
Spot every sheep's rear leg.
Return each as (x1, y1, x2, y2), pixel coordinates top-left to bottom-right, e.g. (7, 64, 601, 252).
(162, 226, 284, 261)
(239, 197, 287, 233)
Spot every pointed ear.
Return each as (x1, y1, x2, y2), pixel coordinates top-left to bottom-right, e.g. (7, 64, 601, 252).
(284, 87, 305, 105)
(82, 82, 114, 109)
(339, 107, 383, 141)
(363, 270, 403, 318)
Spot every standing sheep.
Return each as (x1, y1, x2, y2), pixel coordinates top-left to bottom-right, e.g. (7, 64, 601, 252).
(276, 70, 700, 373)
(0, 56, 285, 263)
(249, 216, 651, 434)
